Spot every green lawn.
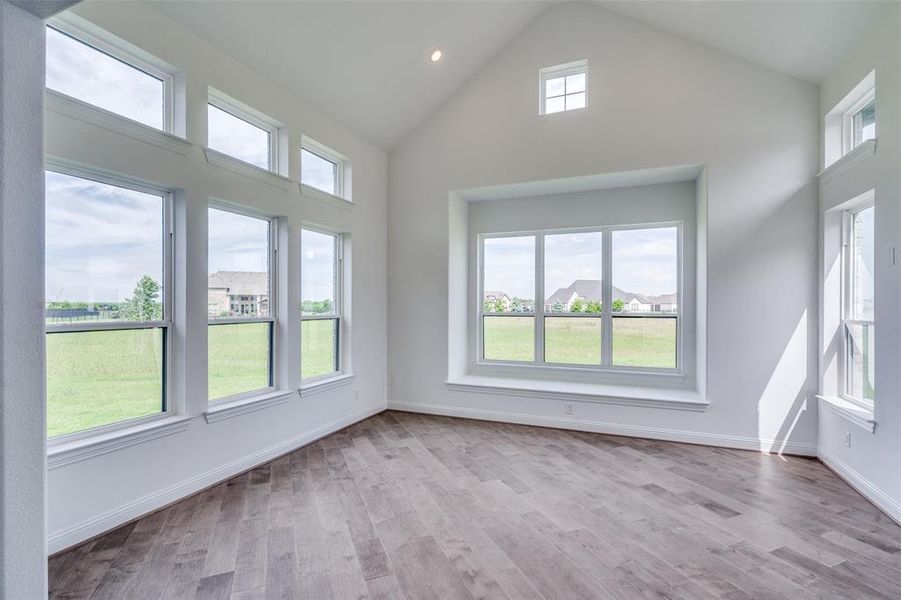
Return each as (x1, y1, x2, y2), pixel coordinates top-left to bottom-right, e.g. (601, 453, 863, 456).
(208, 322, 270, 401)
(301, 319, 337, 380)
(483, 316, 676, 368)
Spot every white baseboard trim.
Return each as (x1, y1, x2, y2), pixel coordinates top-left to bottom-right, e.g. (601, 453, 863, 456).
(48, 404, 385, 555)
(819, 447, 901, 525)
(389, 401, 817, 457)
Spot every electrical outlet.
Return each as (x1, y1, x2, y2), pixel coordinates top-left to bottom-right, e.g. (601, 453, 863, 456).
(565, 403, 574, 416)
(844, 431, 851, 448)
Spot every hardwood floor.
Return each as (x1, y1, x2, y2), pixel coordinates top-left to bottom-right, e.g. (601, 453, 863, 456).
(49, 411, 901, 599)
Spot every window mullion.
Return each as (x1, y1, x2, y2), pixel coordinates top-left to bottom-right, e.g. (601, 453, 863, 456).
(601, 229, 613, 367)
(535, 233, 544, 365)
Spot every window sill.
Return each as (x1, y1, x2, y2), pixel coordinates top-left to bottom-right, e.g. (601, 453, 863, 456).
(300, 373, 355, 397)
(48, 415, 192, 470)
(818, 138, 877, 185)
(817, 395, 876, 433)
(203, 147, 293, 190)
(46, 89, 191, 156)
(299, 183, 354, 211)
(204, 389, 293, 424)
(446, 375, 708, 412)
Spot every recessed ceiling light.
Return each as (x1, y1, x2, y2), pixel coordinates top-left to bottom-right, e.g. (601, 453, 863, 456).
(429, 48, 443, 63)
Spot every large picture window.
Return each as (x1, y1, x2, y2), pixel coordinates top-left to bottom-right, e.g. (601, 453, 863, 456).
(45, 170, 171, 438)
(479, 224, 680, 372)
(301, 229, 342, 381)
(843, 203, 875, 407)
(207, 206, 275, 401)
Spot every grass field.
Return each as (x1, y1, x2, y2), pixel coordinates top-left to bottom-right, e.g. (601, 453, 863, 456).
(208, 322, 270, 401)
(301, 319, 337, 380)
(483, 316, 676, 368)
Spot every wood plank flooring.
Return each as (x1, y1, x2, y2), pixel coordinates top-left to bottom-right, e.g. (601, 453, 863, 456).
(49, 411, 901, 599)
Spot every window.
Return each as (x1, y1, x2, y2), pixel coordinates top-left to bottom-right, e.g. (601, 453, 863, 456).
(45, 170, 171, 438)
(479, 224, 680, 371)
(45, 24, 169, 130)
(208, 207, 275, 401)
(301, 229, 342, 381)
(300, 138, 347, 199)
(851, 98, 876, 149)
(843, 203, 875, 407)
(207, 93, 276, 171)
(539, 60, 587, 115)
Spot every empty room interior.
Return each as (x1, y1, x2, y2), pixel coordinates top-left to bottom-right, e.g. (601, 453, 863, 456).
(3, 0, 901, 598)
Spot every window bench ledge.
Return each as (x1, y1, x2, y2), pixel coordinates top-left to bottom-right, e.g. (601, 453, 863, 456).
(817, 395, 876, 433)
(299, 183, 354, 211)
(300, 373, 355, 397)
(48, 415, 192, 470)
(446, 375, 708, 412)
(203, 147, 293, 190)
(817, 138, 877, 185)
(204, 389, 294, 424)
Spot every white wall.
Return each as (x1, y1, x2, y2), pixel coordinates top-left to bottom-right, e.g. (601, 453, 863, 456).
(0, 2, 48, 595)
(388, 2, 820, 454)
(46, 1, 387, 552)
(817, 4, 901, 520)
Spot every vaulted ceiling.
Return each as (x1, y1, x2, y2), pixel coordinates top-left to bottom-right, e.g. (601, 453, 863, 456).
(147, 0, 890, 151)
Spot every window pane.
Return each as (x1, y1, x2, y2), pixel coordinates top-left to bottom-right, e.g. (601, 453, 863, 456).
(545, 96, 565, 114)
(301, 148, 338, 195)
(846, 322, 875, 403)
(545, 231, 602, 313)
(853, 99, 876, 147)
(302, 319, 338, 379)
(544, 317, 601, 365)
(208, 208, 270, 319)
(565, 73, 586, 94)
(207, 103, 270, 170)
(545, 76, 565, 98)
(565, 92, 586, 111)
(483, 316, 534, 362)
(301, 229, 337, 316)
(612, 227, 678, 314)
(612, 317, 676, 368)
(45, 171, 164, 324)
(46, 26, 164, 130)
(483, 236, 535, 314)
(47, 328, 163, 437)
(208, 322, 271, 400)
(851, 206, 874, 321)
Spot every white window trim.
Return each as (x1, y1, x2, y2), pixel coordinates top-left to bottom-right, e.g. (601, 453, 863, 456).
(300, 136, 351, 202)
(842, 88, 876, 156)
(44, 161, 176, 445)
(476, 221, 683, 378)
(207, 88, 283, 174)
(207, 202, 280, 405)
(539, 59, 588, 116)
(300, 227, 345, 385)
(840, 197, 875, 411)
(47, 12, 182, 135)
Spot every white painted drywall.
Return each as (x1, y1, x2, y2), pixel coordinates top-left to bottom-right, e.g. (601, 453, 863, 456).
(817, 4, 901, 520)
(45, 1, 387, 552)
(0, 2, 48, 596)
(388, 2, 820, 454)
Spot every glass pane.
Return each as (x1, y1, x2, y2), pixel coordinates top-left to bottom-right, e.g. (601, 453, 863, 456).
(853, 99, 876, 147)
(565, 72, 586, 94)
(545, 76, 565, 98)
(208, 208, 270, 319)
(207, 103, 270, 170)
(851, 206, 874, 321)
(483, 316, 534, 362)
(47, 328, 163, 437)
(45, 171, 164, 324)
(612, 317, 677, 368)
(544, 231, 602, 313)
(565, 92, 586, 110)
(302, 319, 338, 379)
(846, 322, 875, 403)
(544, 317, 601, 365)
(208, 322, 271, 400)
(483, 236, 535, 314)
(612, 227, 678, 314)
(46, 26, 164, 130)
(545, 96, 565, 114)
(301, 148, 338, 195)
(301, 229, 337, 316)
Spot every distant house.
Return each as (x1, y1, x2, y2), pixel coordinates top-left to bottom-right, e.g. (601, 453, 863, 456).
(483, 290, 511, 311)
(545, 279, 677, 313)
(208, 271, 269, 317)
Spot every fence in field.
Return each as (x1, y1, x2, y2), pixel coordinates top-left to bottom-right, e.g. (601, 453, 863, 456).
(45, 308, 108, 322)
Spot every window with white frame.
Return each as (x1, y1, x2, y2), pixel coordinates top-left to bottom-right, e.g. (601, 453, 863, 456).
(45, 24, 171, 130)
(207, 206, 276, 401)
(843, 201, 875, 407)
(539, 60, 587, 115)
(849, 96, 876, 150)
(300, 138, 347, 199)
(45, 169, 172, 438)
(301, 228, 342, 381)
(207, 92, 277, 171)
(480, 224, 679, 370)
